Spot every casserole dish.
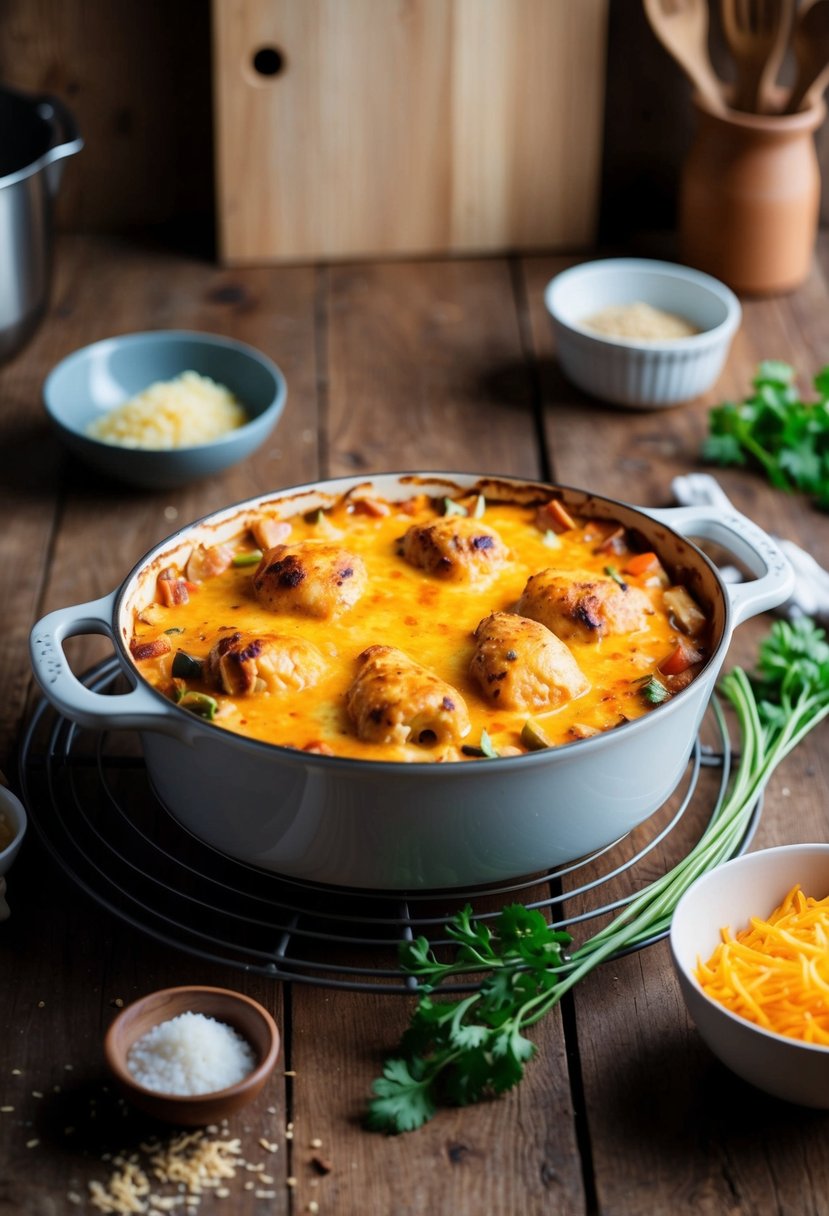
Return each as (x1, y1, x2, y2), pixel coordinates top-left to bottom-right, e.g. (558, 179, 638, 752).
(29, 473, 793, 890)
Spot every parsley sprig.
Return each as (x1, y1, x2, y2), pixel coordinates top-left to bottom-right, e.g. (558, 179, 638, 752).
(368, 618, 829, 1133)
(704, 361, 829, 508)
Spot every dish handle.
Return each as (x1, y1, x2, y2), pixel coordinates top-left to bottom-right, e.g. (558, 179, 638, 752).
(34, 93, 84, 195)
(642, 504, 795, 628)
(30, 593, 195, 739)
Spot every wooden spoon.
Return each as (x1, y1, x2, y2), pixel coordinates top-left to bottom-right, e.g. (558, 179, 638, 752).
(720, 0, 795, 113)
(784, 0, 829, 113)
(642, 0, 728, 115)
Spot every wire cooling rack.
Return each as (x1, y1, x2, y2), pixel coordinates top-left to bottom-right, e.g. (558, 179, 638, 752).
(19, 659, 760, 993)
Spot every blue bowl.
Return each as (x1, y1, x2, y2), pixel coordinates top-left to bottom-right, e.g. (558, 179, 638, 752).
(43, 330, 287, 490)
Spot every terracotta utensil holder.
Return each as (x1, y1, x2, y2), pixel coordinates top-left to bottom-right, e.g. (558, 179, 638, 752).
(679, 95, 825, 295)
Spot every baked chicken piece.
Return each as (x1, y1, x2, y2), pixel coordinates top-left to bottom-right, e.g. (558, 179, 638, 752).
(400, 516, 507, 583)
(469, 611, 589, 711)
(206, 631, 327, 695)
(346, 645, 471, 747)
(252, 540, 367, 619)
(516, 567, 652, 643)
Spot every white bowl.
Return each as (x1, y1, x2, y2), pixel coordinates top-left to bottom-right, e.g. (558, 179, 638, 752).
(544, 258, 741, 409)
(0, 785, 27, 878)
(671, 844, 829, 1107)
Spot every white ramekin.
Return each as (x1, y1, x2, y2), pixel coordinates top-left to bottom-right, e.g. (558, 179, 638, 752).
(544, 258, 742, 409)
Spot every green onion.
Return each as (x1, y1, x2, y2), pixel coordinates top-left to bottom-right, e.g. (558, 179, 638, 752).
(443, 497, 468, 517)
(177, 691, 219, 721)
(163, 626, 185, 635)
(542, 529, 561, 549)
(604, 564, 628, 588)
(461, 729, 499, 759)
(640, 675, 670, 705)
(232, 549, 263, 567)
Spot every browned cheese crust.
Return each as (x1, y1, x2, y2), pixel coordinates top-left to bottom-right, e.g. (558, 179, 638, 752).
(516, 568, 652, 643)
(206, 631, 327, 695)
(253, 540, 367, 619)
(346, 644, 471, 746)
(469, 611, 590, 711)
(400, 517, 507, 583)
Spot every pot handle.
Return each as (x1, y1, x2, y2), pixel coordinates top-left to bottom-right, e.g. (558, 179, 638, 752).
(641, 504, 795, 628)
(34, 93, 84, 194)
(30, 593, 193, 738)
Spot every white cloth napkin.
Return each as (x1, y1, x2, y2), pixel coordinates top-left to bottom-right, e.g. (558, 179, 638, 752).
(671, 473, 829, 625)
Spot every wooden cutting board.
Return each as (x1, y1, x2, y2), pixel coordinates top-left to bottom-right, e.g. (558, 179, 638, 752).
(212, 0, 608, 264)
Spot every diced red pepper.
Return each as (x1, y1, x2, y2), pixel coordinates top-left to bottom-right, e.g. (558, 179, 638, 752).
(352, 498, 391, 518)
(157, 573, 190, 606)
(659, 639, 703, 676)
(623, 551, 660, 577)
(535, 499, 577, 534)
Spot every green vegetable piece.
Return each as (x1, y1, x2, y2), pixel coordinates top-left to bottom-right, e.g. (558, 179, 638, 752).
(640, 675, 670, 705)
(520, 718, 552, 751)
(178, 691, 218, 721)
(704, 361, 829, 509)
(461, 729, 499, 759)
(232, 549, 263, 567)
(171, 650, 204, 680)
(604, 565, 628, 589)
(542, 529, 561, 549)
(443, 497, 468, 517)
(163, 626, 185, 636)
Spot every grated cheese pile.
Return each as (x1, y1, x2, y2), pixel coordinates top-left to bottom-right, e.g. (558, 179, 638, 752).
(581, 301, 699, 341)
(86, 371, 247, 450)
(88, 1129, 243, 1214)
(126, 1012, 256, 1095)
(696, 883, 829, 1043)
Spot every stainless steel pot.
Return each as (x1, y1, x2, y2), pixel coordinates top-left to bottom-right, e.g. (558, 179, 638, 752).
(29, 473, 794, 890)
(0, 87, 83, 362)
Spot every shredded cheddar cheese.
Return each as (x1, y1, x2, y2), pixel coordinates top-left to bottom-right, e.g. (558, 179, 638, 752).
(697, 884, 829, 1044)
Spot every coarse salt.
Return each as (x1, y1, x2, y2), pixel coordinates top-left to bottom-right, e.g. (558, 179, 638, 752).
(126, 1012, 256, 1095)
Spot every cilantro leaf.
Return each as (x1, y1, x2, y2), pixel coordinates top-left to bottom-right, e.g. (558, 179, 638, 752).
(704, 363, 829, 508)
(367, 1058, 437, 1133)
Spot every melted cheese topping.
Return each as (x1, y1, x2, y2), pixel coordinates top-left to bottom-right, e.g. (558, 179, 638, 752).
(129, 496, 708, 763)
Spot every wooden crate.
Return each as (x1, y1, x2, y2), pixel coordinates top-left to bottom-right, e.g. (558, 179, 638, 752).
(212, 0, 609, 264)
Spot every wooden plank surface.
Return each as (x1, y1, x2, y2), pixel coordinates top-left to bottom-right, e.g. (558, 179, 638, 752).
(2, 235, 829, 1215)
(212, 0, 608, 263)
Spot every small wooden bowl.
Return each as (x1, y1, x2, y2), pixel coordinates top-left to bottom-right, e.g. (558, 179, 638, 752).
(104, 985, 280, 1125)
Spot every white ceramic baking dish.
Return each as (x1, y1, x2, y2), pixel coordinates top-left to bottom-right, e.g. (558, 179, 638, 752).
(29, 473, 793, 890)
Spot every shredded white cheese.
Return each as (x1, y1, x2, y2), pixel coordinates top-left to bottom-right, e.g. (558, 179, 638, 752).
(86, 371, 247, 450)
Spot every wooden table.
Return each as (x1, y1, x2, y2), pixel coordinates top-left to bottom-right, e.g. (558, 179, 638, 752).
(2, 234, 829, 1216)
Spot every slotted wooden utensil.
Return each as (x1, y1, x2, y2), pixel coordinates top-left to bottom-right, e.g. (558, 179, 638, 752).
(784, 0, 829, 113)
(642, 0, 727, 114)
(720, 0, 795, 112)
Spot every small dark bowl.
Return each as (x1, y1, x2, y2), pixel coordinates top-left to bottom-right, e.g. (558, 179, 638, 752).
(104, 985, 280, 1125)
